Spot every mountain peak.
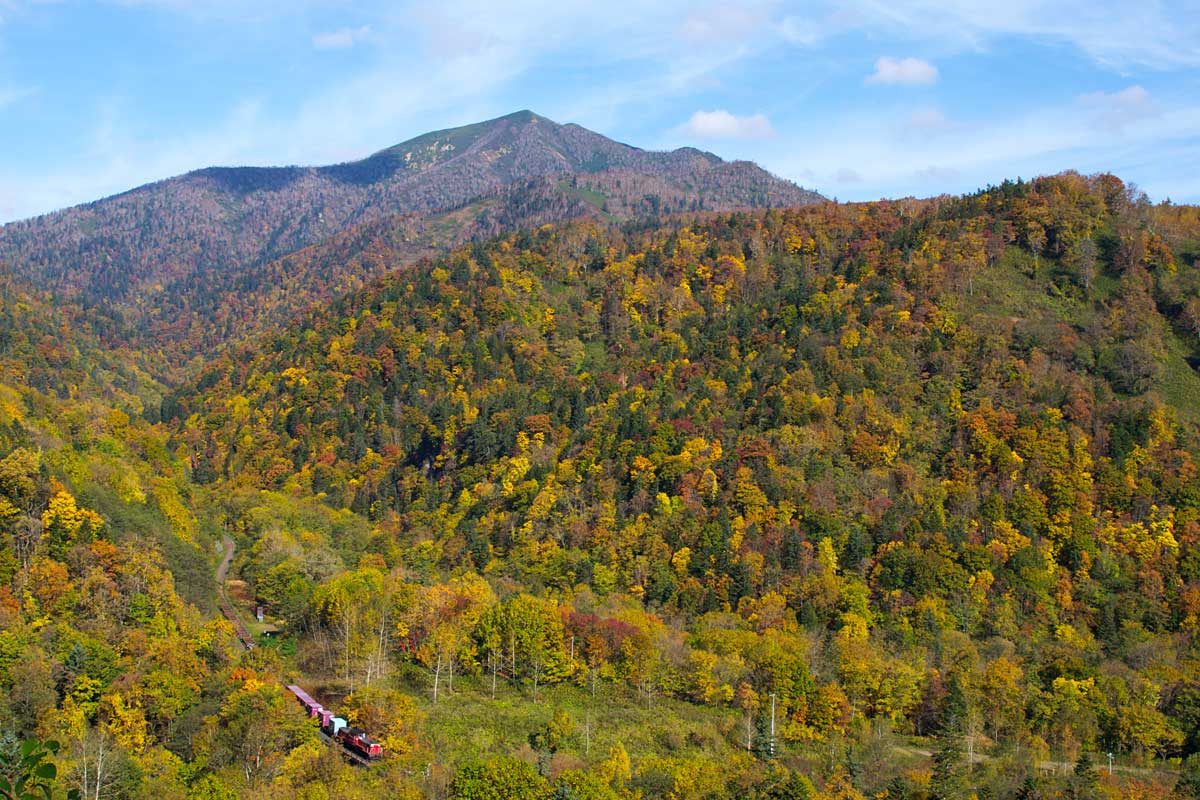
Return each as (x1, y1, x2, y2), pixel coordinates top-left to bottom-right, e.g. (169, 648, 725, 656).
(500, 108, 544, 123)
(0, 111, 822, 362)
(335, 109, 566, 184)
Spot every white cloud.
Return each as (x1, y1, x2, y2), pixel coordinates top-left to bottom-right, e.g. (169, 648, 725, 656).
(904, 109, 955, 131)
(312, 24, 371, 50)
(866, 56, 938, 86)
(1080, 85, 1159, 131)
(677, 109, 775, 140)
(0, 84, 33, 111)
(834, 167, 863, 183)
(766, 93, 1200, 203)
(916, 165, 960, 181)
(837, 0, 1200, 70)
(777, 16, 818, 46)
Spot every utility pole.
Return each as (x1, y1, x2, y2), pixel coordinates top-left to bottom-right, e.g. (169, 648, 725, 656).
(769, 692, 776, 758)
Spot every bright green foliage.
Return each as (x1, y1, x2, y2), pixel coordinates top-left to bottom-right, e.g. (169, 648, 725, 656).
(1180, 753, 1200, 799)
(552, 769, 621, 800)
(0, 739, 79, 800)
(450, 756, 550, 800)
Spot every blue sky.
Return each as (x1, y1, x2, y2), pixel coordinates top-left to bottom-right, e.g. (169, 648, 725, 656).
(0, 0, 1197, 221)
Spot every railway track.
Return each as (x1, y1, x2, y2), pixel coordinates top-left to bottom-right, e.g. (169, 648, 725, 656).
(317, 730, 374, 766)
(217, 537, 376, 766)
(217, 535, 255, 650)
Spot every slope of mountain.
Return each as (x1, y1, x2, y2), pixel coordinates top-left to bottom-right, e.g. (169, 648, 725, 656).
(0, 275, 212, 610)
(168, 172, 1200, 538)
(0, 111, 821, 365)
(9, 168, 1200, 799)
(146, 172, 1200, 797)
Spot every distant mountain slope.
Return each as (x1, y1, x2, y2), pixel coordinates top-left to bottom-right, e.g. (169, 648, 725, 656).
(0, 111, 821, 365)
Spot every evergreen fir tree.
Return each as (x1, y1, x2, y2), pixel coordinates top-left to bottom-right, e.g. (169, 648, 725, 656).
(884, 775, 910, 800)
(1015, 775, 1043, 800)
(752, 706, 775, 760)
(929, 729, 968, 800)
(1072, 749, 1098, 798)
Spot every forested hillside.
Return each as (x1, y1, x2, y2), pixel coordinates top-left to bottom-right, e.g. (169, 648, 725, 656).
(158, 172, 1200, 797)
(0, 111, 820, 367)
(0, 275, 244, 797)
(5, 171, 1200, 800)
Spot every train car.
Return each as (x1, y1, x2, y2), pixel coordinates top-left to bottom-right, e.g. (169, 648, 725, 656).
(285, 684, 380, 761)
(337, 727, 383, 760)
(323, 714, 347, 738)
(286, 685, 324, 718)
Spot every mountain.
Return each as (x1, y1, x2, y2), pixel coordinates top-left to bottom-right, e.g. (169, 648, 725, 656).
(0, 110, 821, 366)
(151, 172, 1200, 797)
(4, 169, 1200, 798)
(168, 172, 1200, 523)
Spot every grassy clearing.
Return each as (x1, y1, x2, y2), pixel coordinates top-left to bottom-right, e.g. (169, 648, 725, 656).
(290, 663, 1181, 795)
(557, 180, 616, 222)
(1155, 327, 1200, 423)
(409, 672, 742, 769)
(958, 247, 1087, 328)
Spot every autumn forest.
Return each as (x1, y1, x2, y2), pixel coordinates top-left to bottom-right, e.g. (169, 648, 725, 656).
(2, 122, 1200, 800)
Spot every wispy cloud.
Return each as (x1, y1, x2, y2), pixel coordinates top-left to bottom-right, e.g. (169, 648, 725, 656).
(904, 109, 956, 131)
(677, 109, 775, 140)
(0, 84, 33, 111)
(1080, 85, 1159, 131)
(312, 24, 371, 50)
(866, 56, 938, 86)
(679, 3, 767, 44)
(837, 0, 1200, 70)
(0, 96, 271, 220)
(777, 15, 820, 46)
(916, 164, 960, 181)
(767, 93, 1200, 200)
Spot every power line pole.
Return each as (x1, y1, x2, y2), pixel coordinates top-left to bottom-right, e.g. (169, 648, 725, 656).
(769, 692, 776, 758)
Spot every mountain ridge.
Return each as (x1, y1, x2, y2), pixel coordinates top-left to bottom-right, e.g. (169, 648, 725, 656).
(0, 110, 821, 368)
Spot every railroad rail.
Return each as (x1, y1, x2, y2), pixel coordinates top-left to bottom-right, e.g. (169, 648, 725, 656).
(317, 730, 374, 766)
(217, 538, 378, 766)
(217, 535, 256, 650)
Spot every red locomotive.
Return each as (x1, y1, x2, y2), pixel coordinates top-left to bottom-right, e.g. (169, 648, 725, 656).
(337, 726, 383, 759)
(285, 684, 383, 761)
